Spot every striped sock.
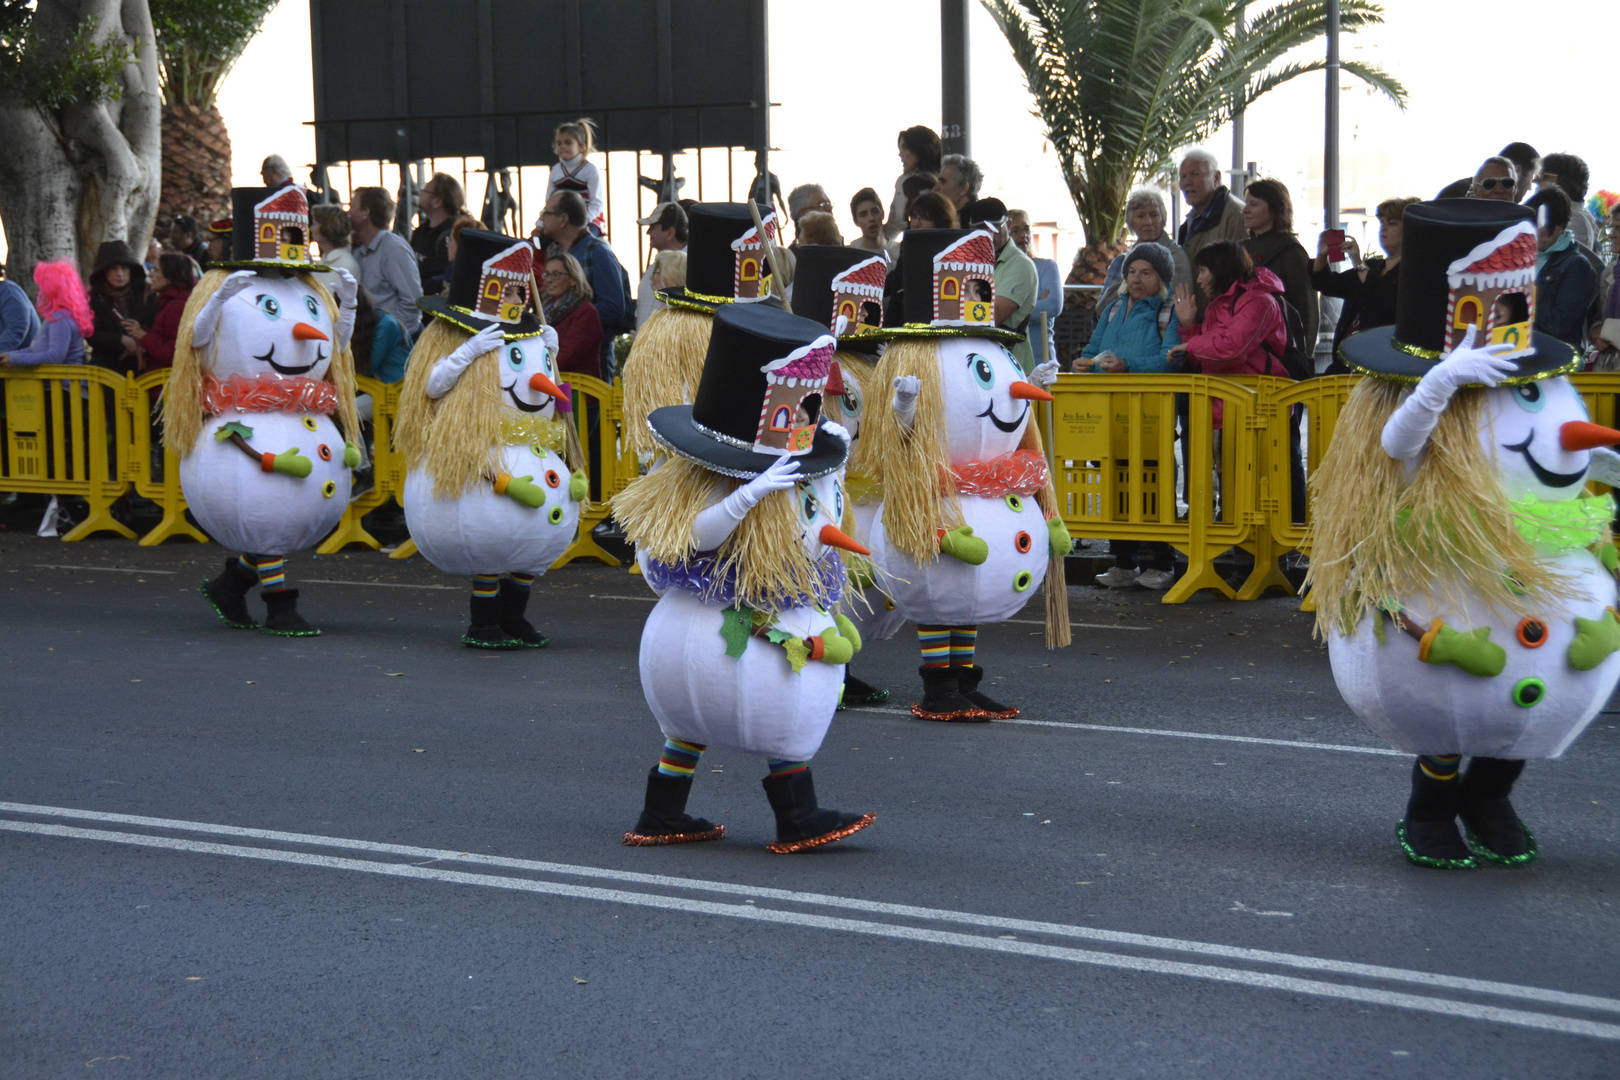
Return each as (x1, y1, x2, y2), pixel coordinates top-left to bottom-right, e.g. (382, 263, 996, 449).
(949, 626, 978, 667)
(471, 574, 500, 599)
(657, 739, 706, 778)
(251, 555, 286, 592)
(767, 758, 809, 778)
(506, 572, 534, 588)
(237, 554, 256, 576)
(918, 625, 952, 668)
(1418, 754, 1461, 782)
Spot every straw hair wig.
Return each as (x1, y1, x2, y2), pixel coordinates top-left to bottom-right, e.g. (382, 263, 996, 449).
(620, 305, 712, 458)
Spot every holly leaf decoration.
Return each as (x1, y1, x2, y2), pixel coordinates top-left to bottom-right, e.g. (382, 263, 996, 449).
(780, 637, 810, 674)
(720, 605, 753, 659)
(764, 628, 794, 645)
(215, 420, 254, 442)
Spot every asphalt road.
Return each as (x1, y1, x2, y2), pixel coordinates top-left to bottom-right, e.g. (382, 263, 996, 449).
(4, 532, 1619, 1079)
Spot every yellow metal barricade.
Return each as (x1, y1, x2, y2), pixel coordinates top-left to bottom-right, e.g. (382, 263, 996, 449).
(318, 375, 397, 553)
(552, 374, 626, 568)
(0, 365, 134, 540)
(127, 369, 210, 545)
(1047, 373, 1262, 603)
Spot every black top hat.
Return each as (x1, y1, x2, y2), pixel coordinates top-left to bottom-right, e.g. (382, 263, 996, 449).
(418, 228, 543, 338)
(647, 303, 849, 480)
(659, 202, 783, 314)
(1339, 199, 1575, 385)
(212, 186, 329, 272)
(878, 228, 1022, 343)
(790, 245, 889, 352)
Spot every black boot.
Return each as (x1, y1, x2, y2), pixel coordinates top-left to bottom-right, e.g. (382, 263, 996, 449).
(260, 588, 320, 637)
(1460, 757, 1536, 864)
(762, 768, 875, 853)
(463, 592, 520, 649)
(840, 669, 889, 707)
(1397, 758, 1475, 869)
(200, 557, 259, 629)
(957, 665, 1019, 718)
(909, 665, 990, 722)
(498, 578, 548, 647)
(622, 767, 725, 846)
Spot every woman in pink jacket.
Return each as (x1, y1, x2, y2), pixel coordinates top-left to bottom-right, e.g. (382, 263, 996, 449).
(1169, 242, 1288, 396)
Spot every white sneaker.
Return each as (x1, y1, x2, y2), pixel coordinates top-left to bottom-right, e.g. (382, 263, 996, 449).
(1095, 566, 1140, 588)
(1135, 568, 1175, 590)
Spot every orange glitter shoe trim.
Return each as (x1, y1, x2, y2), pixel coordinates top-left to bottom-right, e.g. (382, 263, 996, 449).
(621, 825, 726, 847)
(766, 813, 876, 854)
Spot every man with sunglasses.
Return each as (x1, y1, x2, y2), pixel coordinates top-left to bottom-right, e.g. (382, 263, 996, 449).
(1468, 157, 1519, 202)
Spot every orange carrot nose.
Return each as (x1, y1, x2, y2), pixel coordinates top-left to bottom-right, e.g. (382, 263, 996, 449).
(528, 372, 565, 399)
(819, 524, 870, 557)
(292, 322, 329, 342)
(1560, 421, 1620, 451)
(1008, 380, 1053, 402)
(825, 362, 846, 396)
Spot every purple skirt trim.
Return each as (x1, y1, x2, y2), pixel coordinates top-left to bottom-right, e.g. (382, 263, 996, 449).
(644, 551, 844, 610)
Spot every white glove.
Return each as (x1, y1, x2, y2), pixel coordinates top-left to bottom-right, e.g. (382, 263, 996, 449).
(1030, 359, 1060, 389)
(190, 270, 258, 347)
(426, 324, 504, 399)
(892, 374, 922, 428)
(691, 455, 802, 551)
(1588, 447, 1620, 488)
(331, 268, 359, 352)
(1381, 326, 1517, 463)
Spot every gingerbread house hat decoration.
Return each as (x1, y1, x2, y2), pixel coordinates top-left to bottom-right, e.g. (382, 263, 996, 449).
(877, 228, 1021, 343)
(215, 185, 329, 272)
(791, 245, 887, 351)
(419, 227, 543, 338)
(660, 202, 786, 315)
(1340, 200, 1574, 385)
(646, 303, 849, 480)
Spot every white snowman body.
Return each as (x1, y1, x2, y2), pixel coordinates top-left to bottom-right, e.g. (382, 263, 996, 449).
(403, 333, 580, 577)
(869, 338, 1049, 626)
(828, 364, 907, 640)
(1328, 376, 1620, 759)
(640, 469, 848, 760)
(180, 274, 350, 554)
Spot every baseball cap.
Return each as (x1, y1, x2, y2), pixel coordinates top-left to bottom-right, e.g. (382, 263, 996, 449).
(637, 202, 687, 229)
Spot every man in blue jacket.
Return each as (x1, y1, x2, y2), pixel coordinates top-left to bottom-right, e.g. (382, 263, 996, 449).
(537, 190, 626, 376)
(0, 269, 40, 352)
(1526, 187, 1598, 351)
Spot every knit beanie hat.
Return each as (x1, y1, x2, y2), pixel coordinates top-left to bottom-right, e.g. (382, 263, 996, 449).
(1122, 241, 1174, 290)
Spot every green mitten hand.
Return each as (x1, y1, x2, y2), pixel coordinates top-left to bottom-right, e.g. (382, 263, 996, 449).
(1419, 622, 1506, 677)
(343, 441, 362, 467)
(268, 448, 312, 478)
(568, 469, 588, 502)
(846, 557, 876, 590)
(1601, 543, 1619, 573)
(1569, 609, 1620, 671)
(503, 474, 547, 508)
(832, 612, 863, 654)
(1046, 514, 1072, 557)
(816, 627, 856, 665)
(939, 524, 989, 565)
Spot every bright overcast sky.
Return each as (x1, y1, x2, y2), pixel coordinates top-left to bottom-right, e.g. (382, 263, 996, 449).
(19, 0, 1612, 270)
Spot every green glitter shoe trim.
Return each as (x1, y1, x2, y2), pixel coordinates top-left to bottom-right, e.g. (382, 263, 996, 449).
(198, 580, 256, 630)
(1465, 822, 1540, 866)
(259, 625, 321, 638)
(1396, 820, 1478, 870)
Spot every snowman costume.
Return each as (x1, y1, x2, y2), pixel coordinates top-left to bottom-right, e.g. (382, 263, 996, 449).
(863, 229, 1070, 721)
(614, 303, 876, 853)
(1308, 199, 1620, 869)
(395, 228, 585, 648)
(165, 186, 363, 637)
(793, 245, 905, 706)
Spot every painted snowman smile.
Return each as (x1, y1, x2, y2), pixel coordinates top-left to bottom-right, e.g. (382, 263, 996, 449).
(1502, 434, 1586, 488)
(254, 343, 322, 376)
(977, 401, 1029, 433)
(504, 382, 550, 413)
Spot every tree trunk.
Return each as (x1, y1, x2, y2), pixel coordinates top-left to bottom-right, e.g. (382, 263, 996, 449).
(0, 0, 160, 293)
(158, 103, 232, 228)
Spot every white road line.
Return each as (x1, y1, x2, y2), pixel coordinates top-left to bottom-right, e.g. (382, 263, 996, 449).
(839, 710, 1406, 757)
(5, 818, 1616, 1040)
(1006, 619, 1150, 630)
(589, 594, 658, 601)
(2, 802, 1611, 1018)
(300, 578, 458, 590)
(31, 564, 177, 575)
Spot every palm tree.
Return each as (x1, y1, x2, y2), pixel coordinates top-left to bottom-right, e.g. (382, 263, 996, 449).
(150, 0, 280, 227)
(980, 0, 1405, 275)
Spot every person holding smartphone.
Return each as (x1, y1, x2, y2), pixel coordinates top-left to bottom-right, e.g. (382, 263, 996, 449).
(86, 240, 156, 375)
(1312, 196, 1420, 370)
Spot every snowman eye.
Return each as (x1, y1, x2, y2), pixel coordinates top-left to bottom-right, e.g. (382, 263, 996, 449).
(841, 386, 861, 416)
(800, 485, 819, 523)
(303, 296, 320, 320)
(257, 295, 280, 319)
(1511, 384, 1545, 412)
(507, 345, 524, 369)
(969, 354, 995, 390)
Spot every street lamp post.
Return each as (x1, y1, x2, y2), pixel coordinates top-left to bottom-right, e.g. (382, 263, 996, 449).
(1324, 0, 1341, 230)
(941, 0, 970, 158)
